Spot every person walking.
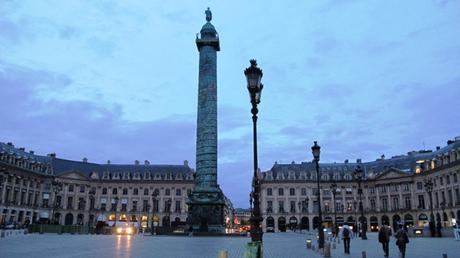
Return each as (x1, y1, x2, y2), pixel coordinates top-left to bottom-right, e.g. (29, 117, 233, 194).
(341, 224, 351, 254)
(395, 224, 409, 258)
(378, 222, 392, 258)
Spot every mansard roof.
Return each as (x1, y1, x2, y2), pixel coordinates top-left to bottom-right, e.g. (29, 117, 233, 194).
(262, 137, 460, 182)
(0, 141, 193, 180)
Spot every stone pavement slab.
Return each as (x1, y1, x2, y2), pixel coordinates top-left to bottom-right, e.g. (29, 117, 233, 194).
(1, 232, 459, 258)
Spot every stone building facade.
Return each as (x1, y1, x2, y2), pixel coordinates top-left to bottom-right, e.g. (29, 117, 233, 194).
(260, 137, 460, 233)
(0, 142, 234, 229)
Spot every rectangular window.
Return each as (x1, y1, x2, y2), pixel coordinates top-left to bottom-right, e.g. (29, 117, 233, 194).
(405, 196, 411, 209)
(132, 200, 137, 211)
(403, 184, 410, 191)
(122, 188, 128, 195)
(301, 188, 307, 196)
(290, 201, 296, 212)
(165, 189, 170, 196)
(369, 187, 375, 194)
(448, 190, 453, 206)
(267, 188, 272, 196)
(289, 188, 295, 196)
(440, 177, 444, 185)
(370, 199, 376, 210)
(278, 201, 284, 213)
(68, 185, 74, 192)
(176, 189, 181, 196)
(79, 185, 85, 193)
(175, 201, 181, 212)
(67, 197, 73, 209)
(133, 188, 138, 195)
(382, 198, 388, 211)
(392, 197, 399, 210)
(278, 188, 284, 196)
(416, 182, 423, 190)
(143, 200, 148, 212)
(446, 175, 451, 185)
(267, 201, 273, 213)
(454, 173, 458, 183)
(121, 203, 127, 211)
(418, 195, 425, 209)
(112, 188, 117, 195)
(102, 188, 107, 195)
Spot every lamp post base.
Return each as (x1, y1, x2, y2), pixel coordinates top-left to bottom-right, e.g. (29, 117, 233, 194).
(245, 241, 263, 258)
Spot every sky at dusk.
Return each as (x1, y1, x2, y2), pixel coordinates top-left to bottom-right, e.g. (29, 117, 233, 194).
(1, 0, 460, 207)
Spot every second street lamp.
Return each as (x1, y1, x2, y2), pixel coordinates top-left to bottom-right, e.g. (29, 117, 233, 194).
(424, 179, 436, 237)
(311, 141, 324, 250)
(354, 166, 367, 240)
(245, 59, 264, 258)
(331, 182, 338, 238)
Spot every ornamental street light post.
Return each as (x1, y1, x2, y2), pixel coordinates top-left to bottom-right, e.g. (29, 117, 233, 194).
(424, 179, 436, 237)
(311, 141, 324, 249)
(114, 196, 119, 227)
(245, 59, 264, 258)
(331, 182, 338, 237)
(354, 166, 367, 240)
(51, 179, 62, 224)
(151, 192, 158, 235)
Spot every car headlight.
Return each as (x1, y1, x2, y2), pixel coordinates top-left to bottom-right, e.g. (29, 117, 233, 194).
(126, 227, 133, 234)
(116, 228, 123, 234)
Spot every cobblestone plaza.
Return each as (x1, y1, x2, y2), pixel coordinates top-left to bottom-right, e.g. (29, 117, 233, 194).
(1, 232, 460, 258)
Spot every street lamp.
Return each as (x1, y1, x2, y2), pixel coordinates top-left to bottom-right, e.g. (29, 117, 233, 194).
(151, 192, 158, 235)
(245, 59, 264, 258)
(423, 179, 436, 237)
(331, 182, 338, 237)
(114, 196, 119, 227)
(311, 141, 324, 249)
(51, 179, 63, 224)
(353, 166, 367, 240)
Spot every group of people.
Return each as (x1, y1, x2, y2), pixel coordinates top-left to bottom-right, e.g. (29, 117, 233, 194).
(338, 223, 409, 257)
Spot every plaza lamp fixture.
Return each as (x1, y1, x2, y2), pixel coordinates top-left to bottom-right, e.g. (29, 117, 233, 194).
(114, 196, 119, 227)
(151, 192, 158, 235)
(311, 141, 324, 249)
(331, 182, 338, 236)
(244, 59, 264, 258)
(423, 179, 436, 237)
(353, 166, 367, 240)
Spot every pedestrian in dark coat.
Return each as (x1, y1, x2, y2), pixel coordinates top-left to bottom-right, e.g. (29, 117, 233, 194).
(341, 224, 351, 254)
(378, 223, 392, 258)
(395, 224, 409, 258)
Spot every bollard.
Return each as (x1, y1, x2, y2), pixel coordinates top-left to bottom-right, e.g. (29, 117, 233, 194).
(442, 254, 448, 258)
(218, 250, 228, 258)
(332, 243, 336, 249)
(312, 245, 316, 251)
(323, 242, 331, 257)
(362, 251, 367, 258)
(306, 239, 312, 249)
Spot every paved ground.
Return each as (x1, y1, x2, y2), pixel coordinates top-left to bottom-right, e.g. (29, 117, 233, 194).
(1, 232, 459, 258)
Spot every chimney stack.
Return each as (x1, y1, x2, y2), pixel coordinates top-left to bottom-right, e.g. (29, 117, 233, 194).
(357, 159, 362, 164)
(47, 153, 56, 158)
(344, 159, 349, 164)
(82, 158, 88, 163)
(107, 160, 111, 165)
(144, 160, 150, 165)
(29, 151, 34, 155)
(135, 160, 140, 165)
(184, 160, 189, 167)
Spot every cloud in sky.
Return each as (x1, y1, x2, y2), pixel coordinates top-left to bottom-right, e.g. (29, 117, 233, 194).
(1, 0, 460, 207)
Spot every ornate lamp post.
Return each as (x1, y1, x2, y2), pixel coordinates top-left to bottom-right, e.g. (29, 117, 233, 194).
(114, 196, 119, 227)
(51, 179, 62, 224)
(424, 179, 436, 237)
(245, 59, 264, 258)
(353, 166, 367, 240)
(331, 182, 338, 237)
(311, 141, 324, 249)
(151, 192, 158, 235)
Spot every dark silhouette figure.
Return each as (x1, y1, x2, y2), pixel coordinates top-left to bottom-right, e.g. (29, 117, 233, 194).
(378, 223, 392, 258)
(342, 225, 351, 254)
(436, 221, 443, 237)
(395, 224, 409, 258)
